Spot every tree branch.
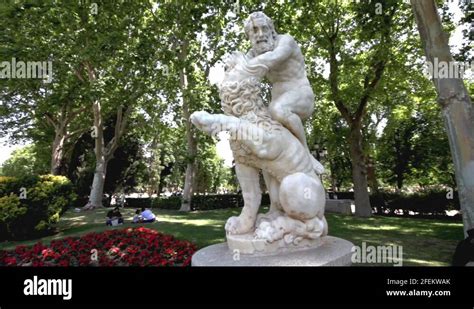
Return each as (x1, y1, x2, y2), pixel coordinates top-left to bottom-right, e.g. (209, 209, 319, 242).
(66, 104, 89, 123)
(74, 66, 85, 83)
(328, 37, 352, 123)
(85, 61, 96, 81)
(105, 104, 132, 160)
(354, 4, 397, 121)
(44, 113, 58, 130)
(354, 60, 386, 121)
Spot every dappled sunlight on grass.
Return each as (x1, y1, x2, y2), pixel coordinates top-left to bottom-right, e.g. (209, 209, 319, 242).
(341, 224, 399, 231)
(0, 207, 464, 266)
(430, 222, 464, 227)
(158, 216, 224, 226)
(326, 213, 463, 266)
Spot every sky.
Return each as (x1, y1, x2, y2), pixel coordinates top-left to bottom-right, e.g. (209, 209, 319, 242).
(0, 2, 469, 167)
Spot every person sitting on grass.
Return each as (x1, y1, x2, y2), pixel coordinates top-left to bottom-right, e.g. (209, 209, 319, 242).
(106, 206, 124, 226)
(140, 207, 156, 223)
(132, 209, 142, 223)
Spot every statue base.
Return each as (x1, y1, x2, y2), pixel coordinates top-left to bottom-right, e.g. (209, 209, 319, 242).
(226, 233, 325, 254)
(191, 236, 354, 266)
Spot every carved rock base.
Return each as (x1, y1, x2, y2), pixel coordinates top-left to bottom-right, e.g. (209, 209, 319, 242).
(192, 236, 354, 266)
(226, 233, 324, 254)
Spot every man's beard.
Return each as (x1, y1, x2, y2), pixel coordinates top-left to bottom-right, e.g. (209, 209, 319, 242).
(253, 40, 275, 55)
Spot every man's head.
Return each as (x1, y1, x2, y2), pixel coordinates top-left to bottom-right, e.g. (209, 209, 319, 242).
(244, 12, 277, 55)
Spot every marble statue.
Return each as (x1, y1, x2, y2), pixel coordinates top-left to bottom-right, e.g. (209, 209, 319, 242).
(243, 12, 324, 175)
(190, 12, 327, 252)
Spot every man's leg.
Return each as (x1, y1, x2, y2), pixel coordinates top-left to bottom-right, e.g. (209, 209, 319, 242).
(269, 90, 324, 174)
(269, 90, 313, 147)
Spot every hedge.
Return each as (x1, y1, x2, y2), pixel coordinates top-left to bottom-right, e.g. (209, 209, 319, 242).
(123, 194, 273, 211)
(0, 175, 77, 240)
(370, 191, 460, 218)
(123, 190, 459, 219)
(123, 197, 181, 209)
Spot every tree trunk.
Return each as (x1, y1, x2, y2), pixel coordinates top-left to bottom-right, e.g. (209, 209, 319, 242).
(181, 160, 196, 211)
(178, 39, 197, 212)
(88, 157, 108, 208)
(411, 0, 474, 236)
(46, 107, 70, 176)
(396, 173, 403, 191)
(349, 122, 372, 217)
(84, 101, 130, 209)
(180, 98, 197, 211)
(85, 100, 106, 209)
(366, 157, 379, 194)
(50, 128, 67, 175)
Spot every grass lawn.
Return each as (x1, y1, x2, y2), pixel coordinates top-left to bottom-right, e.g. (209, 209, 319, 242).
(0, 207, 464, 266)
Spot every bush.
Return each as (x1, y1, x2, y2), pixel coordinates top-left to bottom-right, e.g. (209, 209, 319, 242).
(124, 197, 155, 209)
(370, 190, 460, 218)
(327, 190, 460, 218)
(0, 175, 77, 240)
(327, 192, 355, 200)
(124, 190, 458, 219)
(125, 194, 244, 211)
(0, 194, 27, 240)
(191, 194, 244, 210)
(124, 193, 271, 211)
(153, 196, 182, 210)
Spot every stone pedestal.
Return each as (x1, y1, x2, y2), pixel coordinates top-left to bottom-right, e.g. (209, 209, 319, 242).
(226, 233, 325, 254)
(192, 236, 354, 266)
(325, 199, 352, 215)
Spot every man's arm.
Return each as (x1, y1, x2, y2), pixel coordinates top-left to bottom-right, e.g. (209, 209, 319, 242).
(247, 35, 296, 69)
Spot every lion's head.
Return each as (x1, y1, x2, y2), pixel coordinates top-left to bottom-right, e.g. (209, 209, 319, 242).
(219, 53, 280, 132)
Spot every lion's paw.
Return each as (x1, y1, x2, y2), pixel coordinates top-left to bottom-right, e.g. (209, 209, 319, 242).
(190, 111, 215, 134)
(225, 215, 254, 235)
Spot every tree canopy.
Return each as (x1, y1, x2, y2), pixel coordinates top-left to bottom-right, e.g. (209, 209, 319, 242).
(0, 0, 471, 217)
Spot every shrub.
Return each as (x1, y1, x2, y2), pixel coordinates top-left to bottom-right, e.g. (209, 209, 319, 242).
(125, 194, 246, 211)
(370, 190, 460, 218)
(123, 193, 267, 211)
(327, 191, 355, 200)
(191, 194, 244, 210)
(124, 197, 155, 209)
(153, 196, 182, 210)
(0, 175, 77, 240)
(0, 194, 27, 240)
(327, 190, 460, 218)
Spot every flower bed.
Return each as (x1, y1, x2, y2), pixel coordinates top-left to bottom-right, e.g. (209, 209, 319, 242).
(0, 227, 196, 266)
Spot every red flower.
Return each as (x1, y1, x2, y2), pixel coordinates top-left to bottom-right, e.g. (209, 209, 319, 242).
(1, 227, 196, 267)
(4, 257, 17, 266)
